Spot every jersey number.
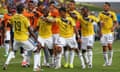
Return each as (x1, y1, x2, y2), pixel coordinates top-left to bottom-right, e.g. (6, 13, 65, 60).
(14, 21, 21, 31)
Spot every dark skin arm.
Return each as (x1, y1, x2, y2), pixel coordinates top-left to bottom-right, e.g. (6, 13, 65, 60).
(74, 26, 81, 42)
(28, 27, 42, 51)
(111, 21, 118, 32)
(98, 21, 102, 37)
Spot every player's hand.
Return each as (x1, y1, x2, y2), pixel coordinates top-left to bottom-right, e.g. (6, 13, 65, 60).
(111, 27, 114, 32)
(35, 41, 42, 53)
(77, 37, 81, 43)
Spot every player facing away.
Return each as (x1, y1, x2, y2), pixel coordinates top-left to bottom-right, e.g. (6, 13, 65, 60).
(79, 7, 99, 68)
(54, 7, 79, 69)
(98, 2, 118, 66)
(3, 3, 41, 72)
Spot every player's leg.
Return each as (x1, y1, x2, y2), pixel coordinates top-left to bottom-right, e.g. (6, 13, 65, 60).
(52, 34, 59, 67)
(67, 36, 78, 69)
(23, 40, 41, 71)
(4, 31, 11, 57)
(54, 45, 63, 69)
(75, 35, 85, 69)
(87, 35, 94, 68)
(101, 34, 109, 66)
(54, 37, 65, 69)
(64, 46, 69, 68)
(81, 37, 89, 65)
(75, 48, 85, 69)
(69, 48, 75, 68)
(107, 33, 114, 66)
(20, 47, 31, 67)
(3, 40, 18, 70)
(21, 48, 28, 67)
(87, 46, 93, 68)
(45, 37, 54, 67)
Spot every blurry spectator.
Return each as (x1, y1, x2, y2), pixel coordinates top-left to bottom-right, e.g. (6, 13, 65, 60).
(116, 24, 120, 40)
(0, 3, 8, 15)
(0, 14, 4, 48)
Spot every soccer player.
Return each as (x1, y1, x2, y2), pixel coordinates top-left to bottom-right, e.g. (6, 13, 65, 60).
(54, 7, 79, 69)
(3, 4, 41, 71)
(79, 7, 99, 68)
(98, 2, 118, 66)
(3, 6, 16, 57)
(64, 1, 85, 69)
(21, 1, 42, 67)
(49, 1, 60, 67)
(35, 7, 54, 67)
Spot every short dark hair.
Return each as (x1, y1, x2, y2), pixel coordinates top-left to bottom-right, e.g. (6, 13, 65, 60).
(16, 3, 24, 14)
(59, 7, 66, 12)
(70, 0, 75, 3)
(105, 2, 111, 7)
(37, 1, 43, 6)
(29, 0, 34, 3)
(81, 6, 89, 11)
(49, 1, 55, 5)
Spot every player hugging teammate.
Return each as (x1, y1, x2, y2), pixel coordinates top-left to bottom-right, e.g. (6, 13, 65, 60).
(1, 0, 118, 72)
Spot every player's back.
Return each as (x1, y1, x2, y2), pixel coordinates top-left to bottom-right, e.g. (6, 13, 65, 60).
(10, 14, 30, 41)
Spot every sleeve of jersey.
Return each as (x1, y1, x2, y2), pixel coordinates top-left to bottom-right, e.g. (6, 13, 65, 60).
(78, 15, 84, 24)
(98, 13, 102, 23)
(112, 12, 117, 21)
(70, 18, 76, 26)
(93, 16, 99, 23)
(24, 17, 30, 28)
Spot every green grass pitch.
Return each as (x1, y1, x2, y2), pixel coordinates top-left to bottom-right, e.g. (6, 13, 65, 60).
(0, 40, 120, 72)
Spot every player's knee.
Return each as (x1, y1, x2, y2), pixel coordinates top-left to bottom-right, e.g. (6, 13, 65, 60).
(103, 46, 107, 52)
(108, 43, 112, 50)
(74, 48, 79, 54)
(55, 45, 62, 53)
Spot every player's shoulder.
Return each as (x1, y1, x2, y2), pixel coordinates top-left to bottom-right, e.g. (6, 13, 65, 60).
(73, 10, 79, 14)
(67, 16, 74, 20)
(109, 11, 116, 15)
(98, 11, 104, 15)
(4, 14, 11, 19)
(88, 15, 97, 19)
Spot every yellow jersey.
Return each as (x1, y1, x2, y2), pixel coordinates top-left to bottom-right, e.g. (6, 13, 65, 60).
(98, 11, 117, 34)
(56, 16, 75, 38)
(10, 14, 30, 41)
(37, 16, 53, 38)
(79, 15, 99, 37)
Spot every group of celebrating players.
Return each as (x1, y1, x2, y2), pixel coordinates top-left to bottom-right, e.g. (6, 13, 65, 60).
(0, 0, 118, 72)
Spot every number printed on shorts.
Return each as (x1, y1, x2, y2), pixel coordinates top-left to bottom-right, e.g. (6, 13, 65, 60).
(14, 21, 21, 31)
